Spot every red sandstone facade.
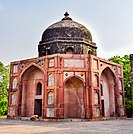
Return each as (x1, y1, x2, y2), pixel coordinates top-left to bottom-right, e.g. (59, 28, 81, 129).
(8, 13, 126, 120)
(8, 54, 125, 119)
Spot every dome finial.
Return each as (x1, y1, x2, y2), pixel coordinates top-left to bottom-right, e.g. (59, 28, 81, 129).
(64, 12, 69, 17)
(62, 12, 72, 21)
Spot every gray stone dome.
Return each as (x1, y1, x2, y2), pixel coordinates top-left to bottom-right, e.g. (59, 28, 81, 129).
(38, 12, 97, 56)
(41, 15, 92, 42)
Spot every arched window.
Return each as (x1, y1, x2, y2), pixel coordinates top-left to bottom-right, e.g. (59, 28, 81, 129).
(88, 50, 92, 55)
(36, 82, 42, 95)
(120, 94, 123, 105)
(10, 93, 16, 105)
(48, 92, 54, 105)
(46, 49, 50, 55)
(94, 74, 99, 87)
(48, 74, 54, 86)
(100, 83, 103, 96)
(12, 78, 17, 89)
(94, 107, 100, 117)
(118, 79, 122, 91)
(66, 47, 74, 54)
(46, 108, 54, 117)
(13, 65, 18, 73)
(94, 92, 99, 105)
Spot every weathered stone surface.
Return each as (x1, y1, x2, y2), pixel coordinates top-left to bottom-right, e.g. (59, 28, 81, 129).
(8, 54, 125, 119)
(64, 77, 85, 118)
(38, 13, 97, 56)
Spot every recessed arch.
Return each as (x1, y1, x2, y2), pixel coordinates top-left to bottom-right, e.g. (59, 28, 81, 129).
(48, 73, 54, 86)
(46, 49, 50, 55)
(120, 94, 123, 105)
(47, 91, 54, 105)
(10, 93, 16, 105)
(20, 63, 44, 117)
(100, 66, 117, 79)
(88, 49, 92, 55)
(100, 67, 117, 117)
(12, 78, 18, 90)
(118, 79, 123, 91)
(64, 76, 85, 118)
(65, 47, 74, 54)
(94, 92, 99, 105)
(64, 75, 85, 86)
(36, 82, 42, 95)
(20, 63, 45, 80)
(94, 74, 99, 87)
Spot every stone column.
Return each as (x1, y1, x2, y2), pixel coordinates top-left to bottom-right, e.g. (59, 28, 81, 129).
(21, 80, 27, 116)
(18, 82, 22, 116)
(85, 56, 90, 119)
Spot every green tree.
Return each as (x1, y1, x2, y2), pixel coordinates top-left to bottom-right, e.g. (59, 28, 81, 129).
(0, 62, 9, 115)
(108, 55, 133, 117)
(0, 98, 8, 115)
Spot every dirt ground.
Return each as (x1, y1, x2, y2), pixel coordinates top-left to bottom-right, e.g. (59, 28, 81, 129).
(0, 118, 133, 134)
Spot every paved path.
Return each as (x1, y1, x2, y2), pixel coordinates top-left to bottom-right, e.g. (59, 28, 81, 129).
(0, 118, 133, 134)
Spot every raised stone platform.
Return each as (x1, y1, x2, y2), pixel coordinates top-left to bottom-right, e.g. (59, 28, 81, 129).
(11, 116, 126, 122)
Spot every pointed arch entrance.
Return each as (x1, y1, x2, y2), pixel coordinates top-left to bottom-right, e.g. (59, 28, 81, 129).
(20, 64, 45, 117)
(100, 67, 116, 117)
(64, 76, 85, 118)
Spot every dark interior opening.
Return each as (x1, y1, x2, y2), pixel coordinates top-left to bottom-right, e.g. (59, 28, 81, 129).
(34, 99, 42, 116)
(101, 100, 105, 117)
(100, 84, 103, 96)
(36, 82, 42, 95)
(88, 50, 92, 55)
(46, 49, 50, 55)
(66, 47, 74, 54)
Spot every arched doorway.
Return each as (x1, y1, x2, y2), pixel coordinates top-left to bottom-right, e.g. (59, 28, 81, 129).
(100, 67, 116, 117)
(20, 65, 44, 117)
(34, 82, 43, 116)
(64, 76, 85, 118)
(34, 99, 42, 116)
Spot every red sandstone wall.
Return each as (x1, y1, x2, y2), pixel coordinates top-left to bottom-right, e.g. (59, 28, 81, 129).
(8, 54, 125, 119)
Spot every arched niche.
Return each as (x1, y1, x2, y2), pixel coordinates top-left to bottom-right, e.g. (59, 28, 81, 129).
(20, 65, 44, 117)
(10, 93, 16, 105)
(36, 82, 42, 95)
(118, 79, 123, 91)
(48, 73, 54, 87)
(64, 76, 85, 118)
(100, 67, 117, 117)
(65, 47, 74, 54)
(94, 92, 99, 105)
(47, 92, 54, 105)
(120, 94, 123, 106)
(94, 74, 99, 87)
(12, 78, 17, 90)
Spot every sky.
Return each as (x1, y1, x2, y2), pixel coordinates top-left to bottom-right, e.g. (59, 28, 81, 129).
(0, 0, 133, 65)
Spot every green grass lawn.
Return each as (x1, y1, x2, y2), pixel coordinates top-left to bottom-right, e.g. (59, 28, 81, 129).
(0, 115, 7, 118)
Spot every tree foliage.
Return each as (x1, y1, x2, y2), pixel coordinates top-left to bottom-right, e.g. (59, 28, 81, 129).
(0, 62, 9, 115)
(0, 98, 8, 115)
(108, 55, 133, 117)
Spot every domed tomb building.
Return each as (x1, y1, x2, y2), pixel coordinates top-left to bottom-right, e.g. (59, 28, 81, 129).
(8, 12, 125, 120)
